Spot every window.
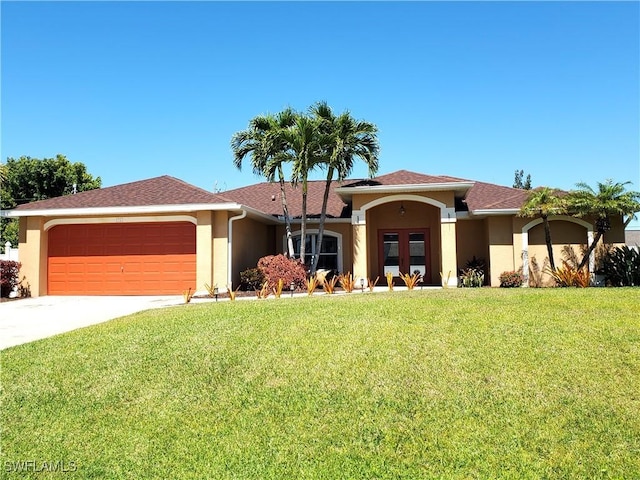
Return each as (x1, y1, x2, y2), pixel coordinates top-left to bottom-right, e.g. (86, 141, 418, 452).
(290, 231, 341, 271)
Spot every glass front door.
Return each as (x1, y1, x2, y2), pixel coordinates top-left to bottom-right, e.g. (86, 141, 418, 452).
(379, 229, 429, 283)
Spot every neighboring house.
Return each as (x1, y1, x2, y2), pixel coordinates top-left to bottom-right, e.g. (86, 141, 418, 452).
(626, 229, 640, 251)
(6, 170, 626, 296)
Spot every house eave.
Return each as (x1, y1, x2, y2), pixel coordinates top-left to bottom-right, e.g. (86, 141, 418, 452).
(5, 203, 246, 218)
(335, 182, 475, 202)
(470, 208, 520, 216)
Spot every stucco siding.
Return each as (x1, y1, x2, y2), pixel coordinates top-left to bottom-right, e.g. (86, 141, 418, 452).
(487, 216, 515, 286)
(352, 191, 454, 211)
(230, 217, 273, 288)
(456, 219, 488, 274)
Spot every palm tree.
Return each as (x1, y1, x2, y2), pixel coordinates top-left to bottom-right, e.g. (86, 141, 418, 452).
(282, 113, 325, 265)
(231, 110, 297, 257)
(567, 180, 640, 270)
(309, 102, 379, 275)
(518, 187, 566, 271)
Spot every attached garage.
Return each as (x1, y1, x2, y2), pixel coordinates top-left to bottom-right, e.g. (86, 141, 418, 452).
(47, 221, 196, 295)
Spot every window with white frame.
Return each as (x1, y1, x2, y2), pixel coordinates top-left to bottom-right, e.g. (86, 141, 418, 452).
(290, 231, 341, 272)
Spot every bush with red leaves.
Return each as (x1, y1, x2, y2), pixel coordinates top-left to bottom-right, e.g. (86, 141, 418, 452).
(257, 254, 307, 291)
(1, 260, 21, 298)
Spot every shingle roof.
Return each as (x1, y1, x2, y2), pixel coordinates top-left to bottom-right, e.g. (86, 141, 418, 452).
(13, 175, 229, 211)
(463, 181, 530, 211)
(221, 179, 350, 218)
(356, 170, 470, 186)
(11, 169, 530, 216)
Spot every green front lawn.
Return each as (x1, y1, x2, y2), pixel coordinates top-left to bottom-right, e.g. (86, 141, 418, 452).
(2, 288, 639, 479)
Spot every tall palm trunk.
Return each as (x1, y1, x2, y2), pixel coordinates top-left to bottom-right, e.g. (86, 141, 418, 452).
(299, 176, 308, 265)
(277, 164, 295, 258)
(311, 167, 334, 275)
(578, 231, 603, 271)
(543, 215, 556, 271)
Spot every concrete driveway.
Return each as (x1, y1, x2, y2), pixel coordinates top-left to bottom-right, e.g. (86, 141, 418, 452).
(0, 295, 184, 350)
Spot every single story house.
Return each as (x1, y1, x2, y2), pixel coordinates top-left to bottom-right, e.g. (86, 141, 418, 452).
(6, 170, 626, 296)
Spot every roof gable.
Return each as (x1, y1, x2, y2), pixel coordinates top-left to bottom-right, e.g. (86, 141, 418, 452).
(343, 170, 469, 187)
(13, 175, 229, 211)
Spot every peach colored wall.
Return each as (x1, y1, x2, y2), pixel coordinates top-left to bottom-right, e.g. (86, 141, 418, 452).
(196, 211, 214, 292)
(487, 216, 515, 286)
(456, 219, 489, 272)
(18, 216, 48, 297)
(352, 191, 454, 210)
(230, 217, 273, 288)
(212, 211, 229, 290)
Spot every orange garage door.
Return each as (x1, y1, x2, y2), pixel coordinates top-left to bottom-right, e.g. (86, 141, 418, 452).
(48, 222, 196, 295)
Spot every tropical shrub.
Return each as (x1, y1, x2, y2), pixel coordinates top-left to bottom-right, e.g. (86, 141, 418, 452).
(182, 288, 194, 304)
(547, 261, 590, 288)
(499, 271, 524, 288)
(226, 285, 240, 301)
(305, 276, 319, 296)
(0, 260, 21, 298)
(240, 267, 266, 291)
(323, 276, 338, 294)
(465, 256, 486, 275)
(459, 256, 486, 288)
(338, 272, 356, 293)
(459, 268, 484, 288)
(257, 254, 306, 291)
(528, 256, 549, 288)
(256, 281, 270, 299)
(400, 271, 421, 290)
(272, 278, 285, 298)
(385, 271, 394, 291)
(602, 246, 640, 286)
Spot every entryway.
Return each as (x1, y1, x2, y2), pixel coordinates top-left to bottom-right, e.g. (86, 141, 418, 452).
(379, 228, 430, 284)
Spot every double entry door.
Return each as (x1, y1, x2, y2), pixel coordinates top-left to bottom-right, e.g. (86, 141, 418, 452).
(379, 228, 430, 284)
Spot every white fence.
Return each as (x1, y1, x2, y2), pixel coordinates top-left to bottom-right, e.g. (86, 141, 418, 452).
(0, 242, 19, 262)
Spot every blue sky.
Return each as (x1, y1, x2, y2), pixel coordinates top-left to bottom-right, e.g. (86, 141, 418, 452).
(2, 1, 639, 224)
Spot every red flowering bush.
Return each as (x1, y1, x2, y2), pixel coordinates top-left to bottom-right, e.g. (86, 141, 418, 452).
(1, 260, 22, 297)
(499, 270, 524, 288)
(257, 254, 307, 291)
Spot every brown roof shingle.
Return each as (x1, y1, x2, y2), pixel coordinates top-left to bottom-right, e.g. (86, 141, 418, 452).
(14, 175, 229, 210)
(463, 181, 529, 211)
(221, 180, 350, 218)
(342, 170, 469, 187)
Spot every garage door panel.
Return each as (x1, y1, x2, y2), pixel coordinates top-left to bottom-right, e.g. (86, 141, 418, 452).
(48, 222, 196, 295)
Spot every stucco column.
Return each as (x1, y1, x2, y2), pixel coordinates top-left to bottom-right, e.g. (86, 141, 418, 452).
(440, 215, 458, 287)
(196, 211, 214, 293)
(19, 217, 47, 297)
(212, 210, 229, 289)
(352, 213, 367, 284)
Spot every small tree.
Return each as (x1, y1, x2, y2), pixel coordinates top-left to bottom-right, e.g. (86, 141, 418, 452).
(1, 155, 101, 253)
(567, 180, 640, 271)
(513, 169, 532, 190)
(518, 187, 566, 271)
